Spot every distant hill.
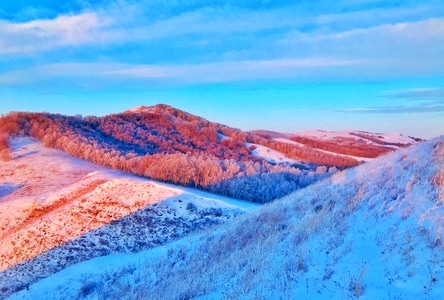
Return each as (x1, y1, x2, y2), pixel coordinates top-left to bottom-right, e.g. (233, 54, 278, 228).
(10, 134, 443, 299)
(251, 129, 419, 163)
(295, 129, 421, 146)
(0, 104, 418, 203)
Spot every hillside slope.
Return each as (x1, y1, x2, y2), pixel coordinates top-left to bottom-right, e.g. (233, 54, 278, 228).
(10, 136, 443, 299)
(0, 138, 257, 297)
(1, 105, 419, 203)
(1, 105, 341, 203)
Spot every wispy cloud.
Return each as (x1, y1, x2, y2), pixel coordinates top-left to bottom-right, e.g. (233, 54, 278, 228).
(335, 104, 444, 114)
(0, 12, 112, 54)
(0, 58, 364, 87)
(279, 17, 444, 54)
(386, 88, 444, 100)
(316, 86, 444, 115)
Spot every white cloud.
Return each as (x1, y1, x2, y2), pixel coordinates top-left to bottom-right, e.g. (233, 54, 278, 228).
(94, 6, 310, 46)
(0, 58, 365, 87)
(328, 18, 444, 40)
(282, 17, 444, 44)
(386, 88, 444, 100)
(0, 12, 111, 54)
(103, 58, 364, 83)
(278, 17, 444, 77)
(334, 104, 444, 114)
(109, 58, 361, 79)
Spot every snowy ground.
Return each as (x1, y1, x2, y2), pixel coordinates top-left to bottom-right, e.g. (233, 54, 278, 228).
(247, 142, 302, 165)
(9, 136, 443, 299)
(0, 138, 258, 297)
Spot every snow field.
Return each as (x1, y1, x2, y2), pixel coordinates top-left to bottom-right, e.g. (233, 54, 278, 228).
(0, 138, 256, 297)
(247, 142, 299, 165)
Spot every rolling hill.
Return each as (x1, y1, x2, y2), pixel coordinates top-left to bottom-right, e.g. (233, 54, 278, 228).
(0, 104, 418, 203)
(8, 135, 443, 299)
(252, 129, 420, 163)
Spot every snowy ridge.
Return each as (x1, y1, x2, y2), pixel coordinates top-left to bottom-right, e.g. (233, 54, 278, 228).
(9, 137, 444, 299)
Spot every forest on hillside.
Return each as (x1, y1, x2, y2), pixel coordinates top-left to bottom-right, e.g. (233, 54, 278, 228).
(288, 135, 390, 158)
(0, 105, 369, 202)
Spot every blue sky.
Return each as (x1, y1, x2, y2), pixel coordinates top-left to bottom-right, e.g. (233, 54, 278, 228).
(1, 1, 444, 138)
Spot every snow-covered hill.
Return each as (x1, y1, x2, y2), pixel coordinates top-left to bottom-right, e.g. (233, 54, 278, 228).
(251, 129, 419, 148)
(0, 138, 258, 297)
(252, 129, 420, 163)
(2, 107, 348, 203)
(9, 136, 443, 299)
(295, 129, 419, 148)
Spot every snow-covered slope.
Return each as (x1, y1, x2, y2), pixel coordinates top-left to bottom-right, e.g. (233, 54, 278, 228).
(10, 136, 444, 299)
(247, 142, 300, 165)
(0, 138, 258, 297)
